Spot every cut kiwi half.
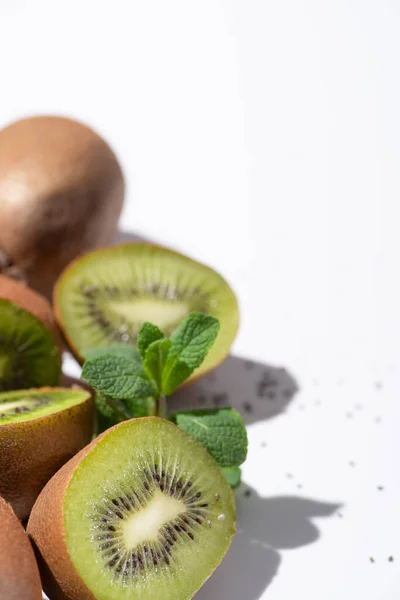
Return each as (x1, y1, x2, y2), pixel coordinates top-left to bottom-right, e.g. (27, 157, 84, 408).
(0, 298, 61, 391)
(28, 417, 236, 600)
(0, 387, 94, 520)
(54, 244, 239, 379)
(0, 495, 42, 600)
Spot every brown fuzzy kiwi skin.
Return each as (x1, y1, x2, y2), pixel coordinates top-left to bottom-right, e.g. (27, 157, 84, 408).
(0, 387, 94, 521)
(0, 115, 124, 299)
(27, 417, 236, 600)
(0, 274, 62, 349)
(54, 242, 240, 385)
(0, 495, 42, 600)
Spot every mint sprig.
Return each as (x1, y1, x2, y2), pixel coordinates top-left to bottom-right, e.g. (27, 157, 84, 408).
(81, 312, 247, 487)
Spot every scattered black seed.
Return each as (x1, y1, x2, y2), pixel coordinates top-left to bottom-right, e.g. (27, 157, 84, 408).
(177, 481, 183, 488)
(377, 486, 384, 491)
(244, 490, 251, 498)
(108, 559, 117, 567)
(160, 484, 164, 491)
(108, 526, 116, 532)
(165, 555, 170, 565)
(243, 401, 253, 413)
(212, 393, 228, 406)
(388, 556, 394, 562)
(188, 532, 194, 540)
(200, 503, 208, 508)
(161, 471, 165, 478)
(115, 511, 123, 519)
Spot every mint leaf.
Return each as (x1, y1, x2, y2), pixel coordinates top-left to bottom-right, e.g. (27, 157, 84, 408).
(81, 354, 155, 400)
(143, 338, 171, 390)
(82, 346, 142, 363)
(138, 323, 164, 361)
(161, 313, 220, 395)
(223, 467, 242, 489)
(171, 407, 248, 468)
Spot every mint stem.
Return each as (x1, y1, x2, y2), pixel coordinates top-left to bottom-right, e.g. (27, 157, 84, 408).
(155, 394, 167, 418)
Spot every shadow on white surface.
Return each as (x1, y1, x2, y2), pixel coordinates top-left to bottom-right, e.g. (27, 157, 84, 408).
(114, 229, 150, 245)
(170, 355, 298, 425)
(195, 489, 340, 600)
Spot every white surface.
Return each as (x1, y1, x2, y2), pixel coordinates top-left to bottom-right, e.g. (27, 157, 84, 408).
(0, 1, 399, 598)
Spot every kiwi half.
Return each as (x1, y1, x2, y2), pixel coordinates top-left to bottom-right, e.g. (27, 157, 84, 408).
(0, 274, 61, 348)
(28, 417, 236, 600)
(54, 244, 239, 379)
(0, 298, 61, 391)
(0, 387, 94, 520)
(0, 496, 42, 600)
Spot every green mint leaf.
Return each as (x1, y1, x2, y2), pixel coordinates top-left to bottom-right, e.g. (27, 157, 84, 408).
(137, 323, 165, 361)
(171, 407, 248, 468)
(223, 467, 242, 489)
(143, 338, 171, 390)
(81, 354, 156, 400)
(161, 313, 220, 395)
(82, 346, 142, 363)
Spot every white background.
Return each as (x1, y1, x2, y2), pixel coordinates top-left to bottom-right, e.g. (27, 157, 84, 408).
(1, 1, 399, 598)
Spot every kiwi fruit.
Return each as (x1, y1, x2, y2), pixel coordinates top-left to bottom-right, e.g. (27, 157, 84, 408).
(55, 243, 239, 380)
(0, 495, 42, 600)
(0, 298, 61, 391)
(28, 417, 236, 600)
(0, 115, 124, 299)
(0, 386, 94, 520)
(0, 274, 61, 348)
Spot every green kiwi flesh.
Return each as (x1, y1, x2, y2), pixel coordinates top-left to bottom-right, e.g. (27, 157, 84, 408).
(64, 418, 236, 600)
(0, 299, 60, 391)
(0, 388, 89, 424)
(55, 244, 239, 376)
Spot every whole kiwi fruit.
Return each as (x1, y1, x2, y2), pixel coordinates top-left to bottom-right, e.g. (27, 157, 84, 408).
(0, 115, 124, 299)
(0, 495, 42, 600)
